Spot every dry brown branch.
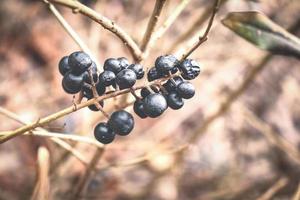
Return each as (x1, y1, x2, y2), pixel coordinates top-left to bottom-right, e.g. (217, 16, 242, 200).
(140, 0, 167, 52)
(143, 0, 191, 57)
(242, 105, 300, 166)
(180, 0, 221, 61)
(0, 107, 93, 166)
(0, 78, 170, 144)
(168, 0, 226, 53)
(256, 176, 288, 200)
(72, 148, 105, 199)
(48, 0, 143, 61)
(43, 0, 99, 66)
(31, 147, 50, 200)
(292, 182, 300, 200)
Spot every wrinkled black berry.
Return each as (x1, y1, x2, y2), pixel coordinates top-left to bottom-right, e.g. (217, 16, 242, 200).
(147, 67, 162, 82)
(163, 76, 183, 93)
(99, 70, 116, 86)
(58, 56, 71, 76)
(62, 71, 83, 94)
(177, 81, 195, 99)
(118, 57, 129, 69)
(155, 55, 179, 74)
(108, 110, 134, 136)
(88, 100, 104, 111)
(143, 93, 167, 118)
(103, 58, 122, 74)
(68, 51, 92, 74)
(133, 100, 147, 118)
(167, 92, 184, 110)
(94, 122, 115, 144)
(116, 69, 137, 89)
(128, 64, 144, 79)
(179, 59, 200, 80)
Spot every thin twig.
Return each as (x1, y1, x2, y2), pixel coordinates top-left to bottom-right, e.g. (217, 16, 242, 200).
(168, 0, 226, 53)
(180, 0, 221, 61)
(31, 147, 50, 200)
(72, 148, 105, 199)
(140, 0, 167, 52)
(242, 105, 300, 166)
(143, 0, 190, 57)
(0, 78, 170, 144)
(43, 0, 99, 67)
(292, 182, 300, 200)
(48, 0, 143, 61)
(256, 176, 288, 200)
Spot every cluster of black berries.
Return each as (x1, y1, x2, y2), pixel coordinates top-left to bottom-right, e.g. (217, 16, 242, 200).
(133, 55, 200, 118)
(58, 52, 200, 144)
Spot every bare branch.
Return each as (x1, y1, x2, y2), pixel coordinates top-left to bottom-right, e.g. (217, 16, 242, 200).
(144, 0, 191, 57)
(168, 0, 226, 53)
(140, 0, 167, 52)
(292, 182, 300, 200)
(72, 148, 105, 199)
(43, 0, 99, 67)
(48, 0, 143, 61)
(256, 176, 288, 200)
(31, 147, 50, 200)
(180, 0, 221, 61)
(0, 78, 170, 144)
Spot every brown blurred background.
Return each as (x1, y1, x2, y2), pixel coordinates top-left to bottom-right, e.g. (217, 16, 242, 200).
(0, 0, 300, 199)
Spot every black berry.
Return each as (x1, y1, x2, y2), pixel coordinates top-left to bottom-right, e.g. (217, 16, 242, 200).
(96, 82, 106, 95)
(58, 56, 71, 76)
(99, 70, 116, 86)
(88, 100, 104, 111)
(103, 58, 122, 74)
(163, 76, 183, 93)
(140, 87, 151, 98)
(167, 92, 184, 110)
(155, 55, 179, 74)
(108, 110, 134, 136)
(116, 69, 137, 89)
(94, 122, 115, 144)
(62, 71, 83, 94)
(68, 51, 92, 74)
(82, 63, 98, 84)
(128, 64, 144, 79)
(143, 93, 167, 118)
(147, 67, 162, 82)
(179, 59, 200, 80)
(133, 100, 147, 118)
(118, 57, 130, 69)
(177, 81, 195, 99)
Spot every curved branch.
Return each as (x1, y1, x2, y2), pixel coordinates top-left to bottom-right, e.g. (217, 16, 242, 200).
(48, 0, 143, 61)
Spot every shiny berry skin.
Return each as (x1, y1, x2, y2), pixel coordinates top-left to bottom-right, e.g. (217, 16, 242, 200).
(163, 76, 183, 93)
(82, 84, 93, 98)
(128, 64, 144, 79)
(155, 55, 179, 74)
(133, 100, 147, 118)
(118, 57, 130, 69)
(99, 70, 116, 86)
(68, 51, 92, 75)
(88, 100, 104, 111)
(62, 71, 83, 94)
(167, 92, 184, 110)
(58, 56, 71, 76)
(177, 82, 195, 99)
(115, 69, 137, 89)
(143, 93, 167, 118)
(147, 67, 161, 82)
(108, 110, 134, 136)
(94, 122, 115, 144)
(103, 58, 122, 74)
(140, 87, 151, 98)
(179, 59, 200, 80)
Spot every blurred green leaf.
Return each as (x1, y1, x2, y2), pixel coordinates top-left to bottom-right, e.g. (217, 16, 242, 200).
(222, 11, 300, 59)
